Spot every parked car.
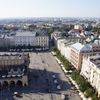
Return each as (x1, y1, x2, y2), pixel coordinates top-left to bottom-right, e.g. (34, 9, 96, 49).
(57, 85, 61, 90)
(52, 74, 56, 78)
(14, 92, 23, 98)
(61, 93, 65, 100)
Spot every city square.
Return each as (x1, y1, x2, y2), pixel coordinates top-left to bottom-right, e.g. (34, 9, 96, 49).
(0, 52, 81, 100)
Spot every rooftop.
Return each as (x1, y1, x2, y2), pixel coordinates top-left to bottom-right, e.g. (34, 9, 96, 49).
(90, 55, 100, 67)
(58, 38, 66, 42)
(71, 42, 93, 52)
(0, 55, 23, 60)
(0, 53, 26, 60)
(0, 52, 28, 55)
(16, 31, 36, 37)
(0, 65, 27, 79)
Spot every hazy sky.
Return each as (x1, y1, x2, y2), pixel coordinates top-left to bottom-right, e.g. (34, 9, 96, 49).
(0, 0, 99, 18)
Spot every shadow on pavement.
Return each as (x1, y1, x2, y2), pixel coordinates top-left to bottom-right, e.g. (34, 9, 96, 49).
(0, 68, 72, 100)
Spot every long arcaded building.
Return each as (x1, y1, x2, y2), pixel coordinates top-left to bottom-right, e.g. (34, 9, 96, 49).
(0, 53, 30, 88)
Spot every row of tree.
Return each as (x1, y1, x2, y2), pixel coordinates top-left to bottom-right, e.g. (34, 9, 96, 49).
(71, 71, 99, 100)
(52, 47, 72, 70)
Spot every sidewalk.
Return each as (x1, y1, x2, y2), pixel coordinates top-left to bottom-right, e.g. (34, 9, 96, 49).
(53, 54, 91, 100)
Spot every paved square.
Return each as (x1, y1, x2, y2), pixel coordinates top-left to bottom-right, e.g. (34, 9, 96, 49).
(0, 52, 81, 100)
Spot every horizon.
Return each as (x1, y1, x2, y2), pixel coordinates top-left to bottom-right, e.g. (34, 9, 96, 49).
(0, 0, 99, 18)
(0, 16, 100, 20)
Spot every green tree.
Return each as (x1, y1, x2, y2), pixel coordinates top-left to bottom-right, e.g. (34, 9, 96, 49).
(71, 71, 80, 80)
(79, 81, 88, 92)
(84, 88, 94, 98)
(92, 94, 99, 100)
(92, 27, 100, 34)
(47, 28, 54, 35)
(85, 25, 93, 31)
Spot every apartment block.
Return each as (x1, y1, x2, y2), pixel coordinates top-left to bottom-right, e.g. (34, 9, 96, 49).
(0, 31, 49, 50)
(81, 55, 100, 96)
(70, 43, 100, 70)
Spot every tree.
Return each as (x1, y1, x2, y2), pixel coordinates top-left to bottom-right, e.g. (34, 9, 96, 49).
(85, 25, 93, 31)
(92, 94, 99, 100)
(92, 27, 100, 34)
(71, 71, 80, 80)
(47, 28, 54, 35)
(52, 47, 58, 52)
(76, 75, 83, 85)
(84, 88, 94, 98)
(79, 81, 88, 92)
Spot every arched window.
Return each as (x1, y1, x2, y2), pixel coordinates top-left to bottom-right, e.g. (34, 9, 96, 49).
(3, 81, 8, 88)
(10, 81, 15, 87)
(16, 80, 23, 87)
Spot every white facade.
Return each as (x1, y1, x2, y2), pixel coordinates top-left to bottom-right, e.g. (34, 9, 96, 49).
(61, 44, 71, 62)
(14, 36, 37, 46)
(36, 36, 49, 49)
(14, 31, 36, 46)
(74, 24, 83, 30)
(64, 46, 71, 62)
(57, 39, 66, 51)
(57, 38, 75, 62)
(0, 31, 49, 49)
(81, 55, 100, 96)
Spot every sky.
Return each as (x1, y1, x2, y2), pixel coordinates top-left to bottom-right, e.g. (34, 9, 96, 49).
(0, 0, 99, 18)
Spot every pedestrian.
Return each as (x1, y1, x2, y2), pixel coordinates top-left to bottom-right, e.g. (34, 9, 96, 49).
(69, 92, 71, 96)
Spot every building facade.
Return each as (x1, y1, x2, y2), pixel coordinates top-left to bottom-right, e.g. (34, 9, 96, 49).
(0, 31, 49, 50)
(36, 36, 49, 50)
(80, 55, 100, 96)
(70, 43, 92, 70)
(0, 53, 29, 88)
(70, 43, 100, 70)
(74, 24, 83, 30)
(0, 55, 24, 67)
(57, 38, 72, 62)
(14, 31, 37, 46)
